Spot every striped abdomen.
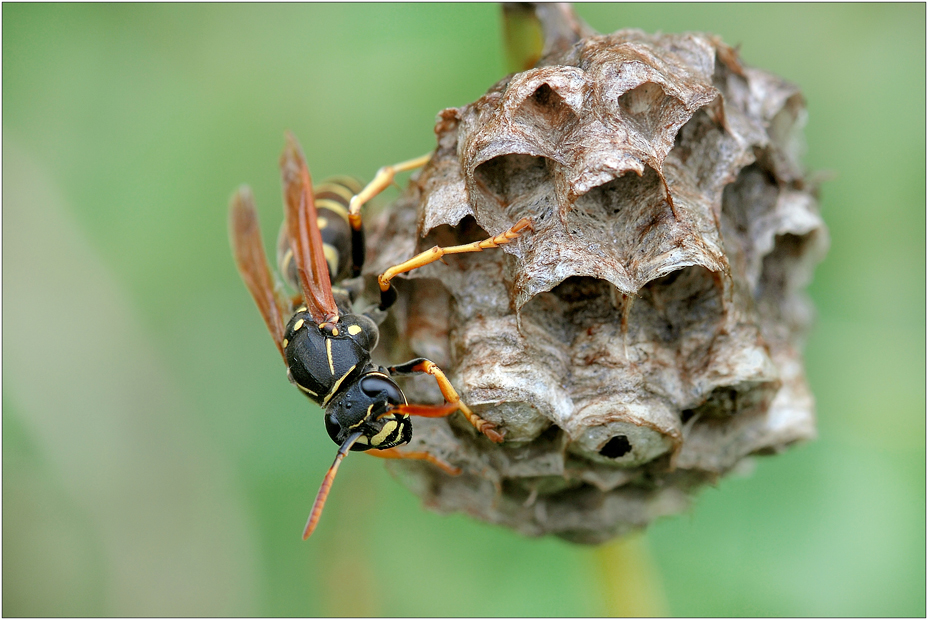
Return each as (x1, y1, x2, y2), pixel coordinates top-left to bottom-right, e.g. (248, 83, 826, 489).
(277, 176, 362, 289)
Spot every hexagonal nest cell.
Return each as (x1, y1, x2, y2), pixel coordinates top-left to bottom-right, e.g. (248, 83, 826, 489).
(364, 26, 827, 543)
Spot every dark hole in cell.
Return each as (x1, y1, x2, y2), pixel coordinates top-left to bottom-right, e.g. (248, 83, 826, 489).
(702, 387, 739, 417)
(537, 422, 564, 443)
(638, 265, 723, 344)
(532, 83, 558, 107)
(616, 81, 668, 137)
(721, 156, 780, 242)
(423, 215, 489, 247)
(551, 275, 612, 303)
(473, 153, 551, 206)
(515, 83, 579, 132)
(644, 268, 683, 289)
(574, 167, 665, 224)
(686, 385, 745, 420)
(757, 232, 810, 303)
(599, 435, 632, 458)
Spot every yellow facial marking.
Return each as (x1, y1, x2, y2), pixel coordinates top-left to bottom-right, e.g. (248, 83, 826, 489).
(331, 327, 339, 336)
(282, 338, 289, 349)
(347, 324, 363, 336)
(293, 318, 304, 332)
(350, 403, 374, 429)
(371, 420, 399, 447)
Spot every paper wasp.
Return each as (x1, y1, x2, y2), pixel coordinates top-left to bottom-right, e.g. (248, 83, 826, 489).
(229, 133, 531, 538)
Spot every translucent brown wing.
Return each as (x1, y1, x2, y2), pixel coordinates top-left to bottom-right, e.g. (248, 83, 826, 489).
(279, 132, 339, 323)
(229, 186, 288, 360)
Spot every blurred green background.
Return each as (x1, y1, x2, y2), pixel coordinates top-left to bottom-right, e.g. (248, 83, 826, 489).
(3, 3, 924, 616)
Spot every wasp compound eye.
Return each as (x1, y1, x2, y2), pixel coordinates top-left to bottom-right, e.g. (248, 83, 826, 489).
(359, 375, 404, 406)
(324, 411, 343, 444)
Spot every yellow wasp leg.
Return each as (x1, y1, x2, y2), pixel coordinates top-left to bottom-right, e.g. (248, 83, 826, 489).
(367, 447, 462, 476)
(378, 217, 533, 295)
(390, 358, 504, 443)
(347, 153, 432, 232)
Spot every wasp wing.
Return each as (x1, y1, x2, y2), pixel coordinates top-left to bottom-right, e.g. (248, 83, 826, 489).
(229, 186, 289, 360)
(280, 133, 339, 323)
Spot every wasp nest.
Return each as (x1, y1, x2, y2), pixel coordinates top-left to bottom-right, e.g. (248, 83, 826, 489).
(367, 24, 826, 543)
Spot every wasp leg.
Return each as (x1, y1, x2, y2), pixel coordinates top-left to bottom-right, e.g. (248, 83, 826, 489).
(347, 154, 432, 276)
(367, 447, 461, 476)
(348, 154, 431, 227)
(387, 402, 460, 418)
(377, 217, 533, 311)
(389, 358, 504, 443)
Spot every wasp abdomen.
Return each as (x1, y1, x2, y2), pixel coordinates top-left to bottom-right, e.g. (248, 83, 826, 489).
(277, 177, 362, 289)
(314, 178, 360, 282)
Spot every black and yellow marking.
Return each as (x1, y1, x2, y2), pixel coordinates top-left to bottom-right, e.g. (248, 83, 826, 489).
(322, 363, 357, 407)
(370, 418, 400, 447)
(231, 137, 478, 541)
(276, 177, 362, 288)
(316, 177, 363, 201)
(351, 413, 410, 449)
(314, 200, 349, 224)
(325, 339, 335, 375)
(348, 404, 374, 430)
(296, 383, 320, 398)
(283, 309, 370, 409)
(315, 178, 361, 281)
(322, 244, 341, 278)
(278, 245, 295, 288)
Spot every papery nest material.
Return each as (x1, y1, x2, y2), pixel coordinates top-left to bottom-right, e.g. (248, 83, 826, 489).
(365, 10, 826, 543)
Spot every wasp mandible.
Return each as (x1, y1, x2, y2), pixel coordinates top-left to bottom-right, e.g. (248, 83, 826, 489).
(229, 133, 532, 538)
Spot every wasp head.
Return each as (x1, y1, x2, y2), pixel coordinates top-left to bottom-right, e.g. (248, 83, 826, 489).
(323, 372, 412, 451)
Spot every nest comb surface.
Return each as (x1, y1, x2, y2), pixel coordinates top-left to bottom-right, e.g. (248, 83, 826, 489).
(366, 28, 827, 544)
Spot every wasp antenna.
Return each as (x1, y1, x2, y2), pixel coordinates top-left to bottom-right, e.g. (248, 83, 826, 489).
(303, 431, 363, 540)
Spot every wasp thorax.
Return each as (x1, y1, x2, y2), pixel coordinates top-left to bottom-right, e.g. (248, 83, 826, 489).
(283, 311, 380, 407)
(369, 18, 825, 543)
